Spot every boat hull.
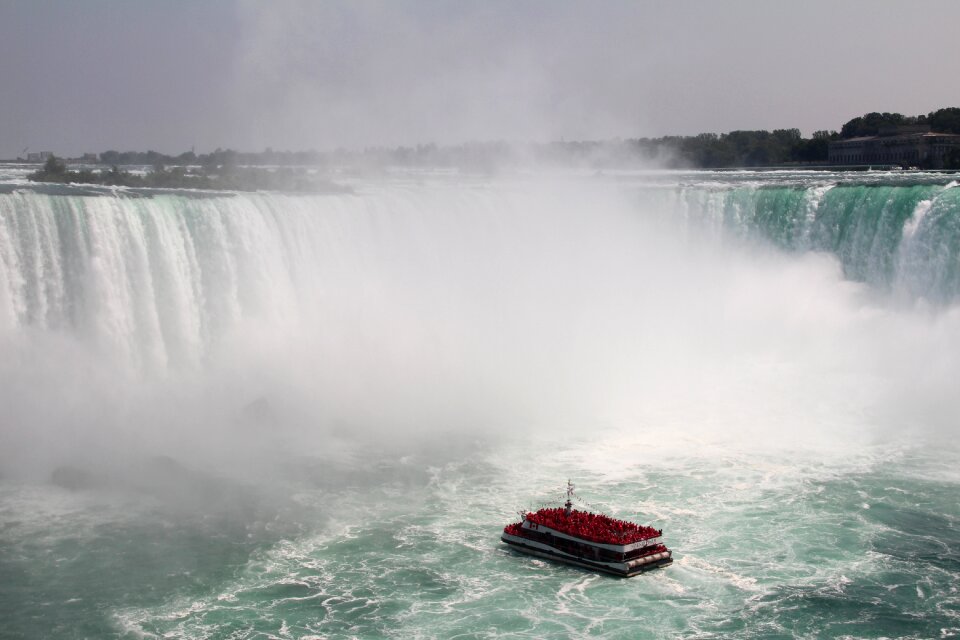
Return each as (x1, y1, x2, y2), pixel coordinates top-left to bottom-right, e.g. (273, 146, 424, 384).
(501, 535, 672, 578)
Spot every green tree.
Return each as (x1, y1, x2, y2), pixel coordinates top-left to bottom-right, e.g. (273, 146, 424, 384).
(840, 112, 912, 138)
(43, 155, 67, 176)
(929, 108, 960, 134)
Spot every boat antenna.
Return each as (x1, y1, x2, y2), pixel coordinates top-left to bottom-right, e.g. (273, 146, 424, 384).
(564, 479, 574, 516)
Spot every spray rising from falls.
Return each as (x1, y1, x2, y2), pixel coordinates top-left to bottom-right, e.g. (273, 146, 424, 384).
(1, 180, 676, 473)
(1, 173, 960, 478)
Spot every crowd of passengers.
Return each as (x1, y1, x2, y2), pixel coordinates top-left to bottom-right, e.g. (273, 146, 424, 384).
(522, 507, 662, 545)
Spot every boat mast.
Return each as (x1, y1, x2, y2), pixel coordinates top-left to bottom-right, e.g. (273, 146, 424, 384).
(564, 479, 574, 516)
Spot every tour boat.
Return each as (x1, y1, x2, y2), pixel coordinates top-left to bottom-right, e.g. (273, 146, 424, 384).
(501, 481, 672, 577)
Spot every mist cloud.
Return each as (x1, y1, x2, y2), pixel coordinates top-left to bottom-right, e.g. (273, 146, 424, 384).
(3, 177, 959, 484)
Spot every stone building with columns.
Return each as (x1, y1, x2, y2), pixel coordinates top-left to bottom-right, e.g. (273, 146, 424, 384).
(829, 125, 960, 168)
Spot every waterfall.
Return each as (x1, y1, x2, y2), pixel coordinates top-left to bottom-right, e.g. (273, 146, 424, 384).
(654, 180, 960, 299)
(2, 179, 960, 371)
(2, 175, 960, 478)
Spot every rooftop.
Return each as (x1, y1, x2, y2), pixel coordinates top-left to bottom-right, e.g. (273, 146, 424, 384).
(835, 131, 960, 144)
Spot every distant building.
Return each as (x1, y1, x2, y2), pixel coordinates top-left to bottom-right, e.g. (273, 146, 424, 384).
(81, 153, 99, 163)
(828, 125, 960, 168)
(26, 151, 53, 163)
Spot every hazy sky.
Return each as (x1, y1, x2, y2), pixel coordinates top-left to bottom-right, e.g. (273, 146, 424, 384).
(2, 0, 959, 158)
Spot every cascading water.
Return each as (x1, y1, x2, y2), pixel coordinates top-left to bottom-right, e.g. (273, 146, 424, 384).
(649, 178, 960, 300)
(1, 170, 959, 639)
(3, 175, 959, 345)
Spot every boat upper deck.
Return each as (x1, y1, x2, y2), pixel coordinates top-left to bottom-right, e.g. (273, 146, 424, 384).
(520, 507, 661, 546)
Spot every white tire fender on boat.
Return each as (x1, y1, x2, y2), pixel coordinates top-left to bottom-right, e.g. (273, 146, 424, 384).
(626, 551, 670, 569)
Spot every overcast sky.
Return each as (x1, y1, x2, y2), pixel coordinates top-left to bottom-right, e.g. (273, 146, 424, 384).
(1, 0, 959, 158)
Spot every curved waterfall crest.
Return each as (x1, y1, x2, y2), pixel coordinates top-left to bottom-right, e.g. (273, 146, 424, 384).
(662, 180, 960, 299)
(1, 178, 959, 376)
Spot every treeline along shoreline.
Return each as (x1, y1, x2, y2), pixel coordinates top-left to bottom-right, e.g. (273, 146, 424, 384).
(25, 157, 351, 193)
(20, 108, 960, 187)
